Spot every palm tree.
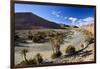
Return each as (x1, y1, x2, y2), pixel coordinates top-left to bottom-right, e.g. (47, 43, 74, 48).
(21, 48, 29, 64)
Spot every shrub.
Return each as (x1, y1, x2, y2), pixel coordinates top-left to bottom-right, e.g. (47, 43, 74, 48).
(16, 58, 37, 67)
(27, 31, 32, 40)
(21, 49, 29, 64)
(32, 35, 39, 42)
(65, 45, 76, 54)
(28, 35, 33, 40)
(28, 58, 37, 65)
(35, 53, 43, 64)
(51, 51, 62, 59)
(32, 32, 47, 43)
(15, 34, 20, 40)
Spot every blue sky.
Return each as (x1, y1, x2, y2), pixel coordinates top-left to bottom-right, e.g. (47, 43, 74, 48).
(15, 4, 95, 26)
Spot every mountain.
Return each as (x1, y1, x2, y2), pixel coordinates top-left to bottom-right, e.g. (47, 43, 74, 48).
(59, 23, 79, 29)
(15, 12, 61, 30)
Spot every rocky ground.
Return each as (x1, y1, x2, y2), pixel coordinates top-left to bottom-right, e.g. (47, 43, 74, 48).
(15, 29, 95, 65)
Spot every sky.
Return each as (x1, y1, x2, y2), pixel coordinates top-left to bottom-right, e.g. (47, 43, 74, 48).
(15, 3, 95, 26)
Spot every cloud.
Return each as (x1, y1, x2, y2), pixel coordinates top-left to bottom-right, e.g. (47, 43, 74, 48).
(51, 11, 67, 18)
(68, 17, 77, 25)
(76, 17, 94, 26)
(51, 11, 61, 18)
(83, 17, 94, 22)
(67, 17, 94, 26)
(51, 11, 68, 20)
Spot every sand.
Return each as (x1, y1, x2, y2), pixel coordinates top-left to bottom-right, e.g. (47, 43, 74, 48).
(15, 30, 95, 65)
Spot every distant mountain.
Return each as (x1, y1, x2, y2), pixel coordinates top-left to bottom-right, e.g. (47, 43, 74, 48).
(59, 23, 79, 28)
(15, 12, 61, 30)
(73, 26, 79, 28)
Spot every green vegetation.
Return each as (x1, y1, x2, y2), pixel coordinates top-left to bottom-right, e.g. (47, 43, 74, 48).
(28, 31, 33, 40)
(16, 29, 87, 66)
(35, 53, 43, 64)
(32, 34, 40, 43)
(50, 32, 64, 59)
(32, 32, 46, 43)
(28, 58, 37, 65)
(26, 53, 43, 65)
(65, 45, 76, 54)
(28, 34, 33, 40)
(15, 34, 20, 40)
(20, 50, 43, 65)
(21, 49, 29, 64)
(27, 30, 68, 44)
(27, 53, 43, 65)
(51, 51, 62, 59)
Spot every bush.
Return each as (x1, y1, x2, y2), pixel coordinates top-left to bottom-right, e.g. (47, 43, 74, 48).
(32, 32, 47, 43)
(32, 35, 39, 42)
(51, 51, 62, 59)
(28, 58, 37, 65)
(65, 45, 76, 54)
(35, 53, 43, 64)
(28, 35, 33, 40)
(27, 31, 33, 40)
(15, 34, 20, 40)
(16, 58, 37, 67)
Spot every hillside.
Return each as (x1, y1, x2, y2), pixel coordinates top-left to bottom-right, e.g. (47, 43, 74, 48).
(15, 12, 61, 30)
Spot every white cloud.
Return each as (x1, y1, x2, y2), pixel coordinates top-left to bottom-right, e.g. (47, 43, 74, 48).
(51, 11, 68, 19)
(51, 11, 61, 18)
(83, 17, 94, 22)
(51, 11, 94, 27)
(68, 17, 77, 25)
(76, 17, 94, 26)
(51, 11, 68, 20)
